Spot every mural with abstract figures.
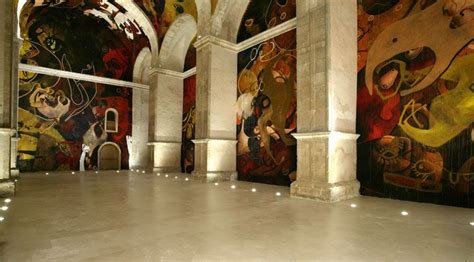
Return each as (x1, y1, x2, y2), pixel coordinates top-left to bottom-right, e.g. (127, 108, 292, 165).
(20, 0, 150, 81)
(182, 75, 196, 173)
(237, 0, 296, 43)
(237, 29, 297, 186)
(357, 0, 474, 207)
(18, 1, 137, 171)
(18, 74, 132, 172)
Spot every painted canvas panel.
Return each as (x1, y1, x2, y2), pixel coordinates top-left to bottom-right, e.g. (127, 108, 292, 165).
(20, 1, 149, 81)
(357, 0, 474, 207)
(237, 0, 296, 43)
(236, 29, 297, 186)
(181, 75, 196, 173)
(18, 73, 132, 172)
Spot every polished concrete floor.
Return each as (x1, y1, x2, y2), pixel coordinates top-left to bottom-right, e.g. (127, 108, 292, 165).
(0, 171, 473, 261)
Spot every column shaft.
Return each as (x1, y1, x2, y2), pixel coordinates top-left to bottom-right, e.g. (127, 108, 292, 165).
(148, 70, 184, 172)
(291, 0, 359, 202)
(192, 37, 238, 182)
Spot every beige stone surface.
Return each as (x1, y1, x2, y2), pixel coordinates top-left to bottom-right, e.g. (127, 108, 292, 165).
(0, 172, 473, 261)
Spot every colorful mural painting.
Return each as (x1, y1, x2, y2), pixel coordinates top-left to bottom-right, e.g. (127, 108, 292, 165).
(20, 0, 149, 81)
(237, 0, 296, 43)
(181, 75, 196, 173)
(236, 29, 297, 186)
(18, 2, 136, 171)
(357, 0, 474, 207)
(18, 74, 132, 171)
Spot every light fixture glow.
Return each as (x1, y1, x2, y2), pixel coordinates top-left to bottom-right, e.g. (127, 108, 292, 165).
(45, 172, 49, 176)
(350, 203, 357, 208)
(4, 199, 11, 203)
(1, 206, 8, 211)
(276, 192, 281, 196)
(469, 221, 474, 226)
(0, 217, 4, 222)
(116, 170, 120, 173)
(214, 182, 219, 186)
(251, 188, 257, 192)
(165, 174, 169, 178)
(185, 178, 189, 181)
(142, 171, 146, 174)
(14, 179, 17, 182)
(231, 185, 236, 189)
(136, 169, 140, 172)
(175, 176, 178, 179)
(95, 171, 99, 174)
(401, 211, 409, 216)
(71, 172, 75, 175)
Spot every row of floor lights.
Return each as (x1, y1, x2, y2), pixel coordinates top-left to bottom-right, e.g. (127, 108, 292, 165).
(40, 170, 474, 227)
(0, 198, 12, 222)
(154, 173, 282, 197)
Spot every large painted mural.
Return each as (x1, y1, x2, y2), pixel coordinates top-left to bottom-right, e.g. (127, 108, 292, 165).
(237, 0, 296, 43)
(357, 0, 474, 207)
(236, 29, 297, 186)
(18, 2, 136, 171)
(18, 74, 132, 171)
(181, 75, 196, 173)
(20, 0, 150, 81)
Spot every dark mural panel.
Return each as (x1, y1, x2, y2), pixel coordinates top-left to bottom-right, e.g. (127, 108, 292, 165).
(18, 73, 132, 172)
(357, 0, 474, 207)
(237, 0, 296, 43)
(236, 29, 297, 186)
(181, 75, 196, 173)
(19, 1, 149, 81)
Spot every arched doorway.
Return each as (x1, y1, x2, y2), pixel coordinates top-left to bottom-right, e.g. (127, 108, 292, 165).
(98, 142, 121, 170)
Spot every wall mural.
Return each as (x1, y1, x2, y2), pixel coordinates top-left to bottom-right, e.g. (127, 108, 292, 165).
(18, 74, 132, 171)
(18, 2, 136, 171)
(236, 29, 297, 186)
(237, 0, 296, 43)
(20, 0, 149, 81)
(181, 75, 196, 173)
(357, 0, 474, 207)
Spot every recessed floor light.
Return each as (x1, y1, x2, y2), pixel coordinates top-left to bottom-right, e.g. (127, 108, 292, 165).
(401, 211, 409, 216)
(71, 172, 75, 175)
(1, 206, 8, 211)
(276, 192, 281, 196)
(45, 173, 49, 176)
(251, 188, 257, 192)
(142, 171, 146, 174)
(469, 221, 474, 226)
(350, 203, 357, 208)
(214, 182, 219, 186)
(175, 176, 178, 179)
(185, 178, 189, 181)
(165, 174, 169, 178)
(231, 185, 236, 189)
(4, 199, 11, 203)
(0, 217, 4, 222)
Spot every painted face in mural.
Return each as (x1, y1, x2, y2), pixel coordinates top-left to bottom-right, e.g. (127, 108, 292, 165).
(357, 0, 474, 207)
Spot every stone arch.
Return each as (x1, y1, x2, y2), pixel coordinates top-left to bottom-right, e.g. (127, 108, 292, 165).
(195, 0, 212, 37)
(158, 14, 197, 72)
(133, 47, 152, 84)
(211, 0, 250, 42)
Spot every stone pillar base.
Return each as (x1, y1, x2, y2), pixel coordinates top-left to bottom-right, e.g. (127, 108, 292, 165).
(0, 181, 15, 197)
(192, 171, 237, 183)
(148, 141, 181, 173)
(10, 169, 19, 178)
(291, 180, 360, 202)
(192, 139, 237, 183)
(291, 131, 360, 202)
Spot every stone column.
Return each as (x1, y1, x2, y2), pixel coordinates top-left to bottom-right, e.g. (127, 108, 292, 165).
(192, 36, 237, 183)
(290, 0, 360, 202)
(0, 0, 17, 196)
(131, 88, 149, 170)
(147, 69, 184, 172)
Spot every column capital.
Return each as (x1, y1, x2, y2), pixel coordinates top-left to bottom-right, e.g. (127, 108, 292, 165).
(0, 128, 16, 136)
(193, 35, 238, 52)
